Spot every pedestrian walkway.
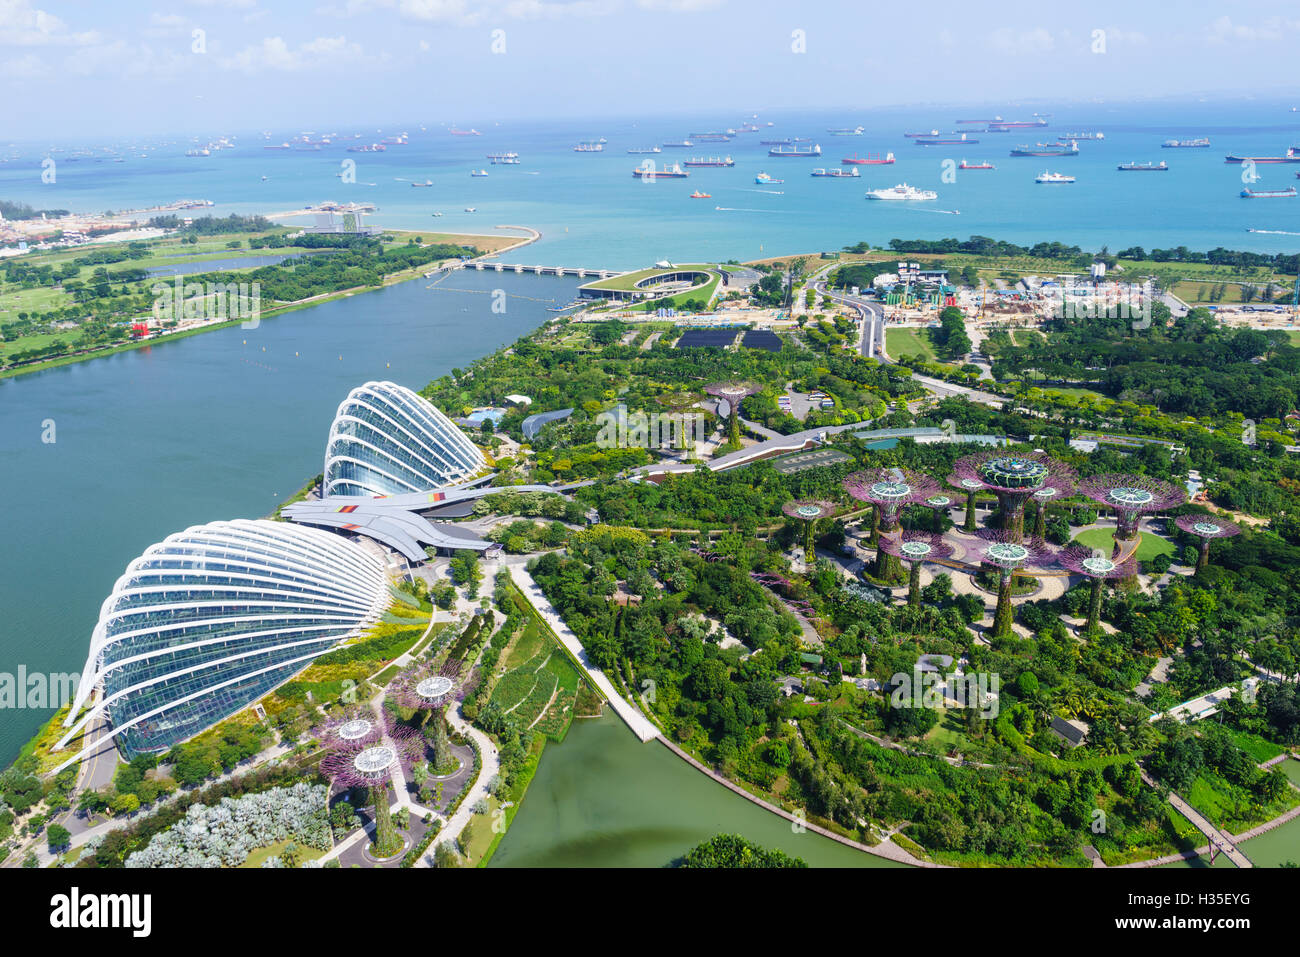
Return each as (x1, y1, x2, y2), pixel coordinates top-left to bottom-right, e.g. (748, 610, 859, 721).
(506, 563, 660, 743)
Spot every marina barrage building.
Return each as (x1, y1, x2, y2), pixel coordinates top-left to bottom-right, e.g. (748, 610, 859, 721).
(324, 380, 487, 497)
(55, 521, 389, 767)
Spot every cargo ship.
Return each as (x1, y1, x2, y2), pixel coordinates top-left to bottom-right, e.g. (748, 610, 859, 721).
(828, 126, 865, 135)
(914, 133, 978, 145)
(1118, 161, 1168, 171)
(662, 140, 693, 148)
(683, 156, 735, 167)
(1163, 138, 1210, 148)
(470, 169, 488, 177)
(1057, 132, 1103, 140)
(627, 147, 661, 154)
(633, 163, 689, 179)
(263, 142, 292, 150)
(988, 116, 1050, 130)
(449, 128, 481, 136)
(573, 141, 604, 152)
(769, 143, 821, 157)
(866, 183, 937, 200)
(760, 139, 792, 146)
(959, 160, 995, 170)
(1035, 171, 1075, 184)
(957, 117, 1002, 125)
(185, 148, 210, 157)
(842, 152, 895, 164)
(411, 179, 433, 187)
(1011, 140, 1079, 157)
(754, 172, 785, 184)
(1224, 148, 1300, 164)
(347, 143, 387, 152)
(811, 167, 859, 177)
(1241, 186, 1296, 198)
(904, 129, 940, 138)
(690, 132, 733, 142)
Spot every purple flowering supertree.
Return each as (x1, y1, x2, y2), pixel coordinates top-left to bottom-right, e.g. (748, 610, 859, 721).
(922, 494, 954, 532)
(782, 499, 837, 564)
(844, 467, 941, 580)
(952, 450, 1077, 542)
(948, 474, 985, 533)
(704, 381, 761, 445)
(389, 660, 459, 713)
(312, 708, 382, 749)
(1059, 545, 1138, 633)
(975, 529, 1056, 639)
(878, 531, 955, 608)
(1078, 473, 1186, 546)
(322, 731, 423, 857)
(1175, 514, 1241, 572)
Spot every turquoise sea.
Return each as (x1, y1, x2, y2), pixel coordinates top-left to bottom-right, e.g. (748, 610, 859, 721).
(3, 100, 1300, 270)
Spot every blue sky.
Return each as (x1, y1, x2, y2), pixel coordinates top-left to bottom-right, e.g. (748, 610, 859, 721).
(3, 0, 1299, 138)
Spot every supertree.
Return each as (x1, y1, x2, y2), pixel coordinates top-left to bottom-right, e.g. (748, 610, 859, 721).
(844, 467, 941, 581)
(322, 730, 423, 858)
(975, 530, 1055, 639)
(878, 531, 955, 608)
(922, 494, 953, 532)
(1078, 473, 1186, 547)
(1030, 485, 1066, 540)
(1058, 545, 1137, 634)
(312, 708, 382, 749)
(704, 381, 761, 446)
(389, 660, 460, 773)
(782, 499, 837, 564)
(948, 475, 985, 533)
(1175, 514, 1241, 572)
(951, 450, 1077, 541)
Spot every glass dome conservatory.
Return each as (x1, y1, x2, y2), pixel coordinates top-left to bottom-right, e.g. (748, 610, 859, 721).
(323, 381, 485, 497)
(55, 520, 389, 766)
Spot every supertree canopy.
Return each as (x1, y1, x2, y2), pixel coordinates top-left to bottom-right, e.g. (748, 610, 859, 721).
(1175, 514, 1242, 571)
(704, 381, 761, 445)
(845, 468, 941, 580)
(952, 450, 1077, 541)
(1059, 545, 1137, 633)
(1030, 485, 1065, 539)
(878, 531, 955, 607)
(782, 499, 837, 563)
(322, 729, 423, 858)
(975, 530, 1056, 639)
(948, 475, 985, 533)
(1078, 473, 1186, 543)
(922, 495, 953, 532)
(390, 660, 459, 713)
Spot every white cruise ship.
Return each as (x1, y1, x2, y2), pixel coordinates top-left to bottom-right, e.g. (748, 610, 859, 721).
(1035, 170, 1076, 184)
(865, 182, 937, 201)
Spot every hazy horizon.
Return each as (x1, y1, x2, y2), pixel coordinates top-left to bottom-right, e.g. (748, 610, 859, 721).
(4, 1, 1300, 138)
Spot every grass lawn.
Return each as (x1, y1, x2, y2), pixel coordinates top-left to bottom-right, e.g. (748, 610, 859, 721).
(1072, 528, 1175, 562)
(1288, 330, 1300, 346)
(1222, 729, 1285, 764)
(885, 327, 936, 361)
(239, 840, 326, 868)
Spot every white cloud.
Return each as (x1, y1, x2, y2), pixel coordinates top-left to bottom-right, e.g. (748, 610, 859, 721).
(989, 26, 1055, 56)
(220, 34, 368, 72)
(0, 0, 101, 46)
(1205, 15, 1300, 45)
(634, 0, 724, 11)
(186, 0, 258, 8)
(503, 0, 618, 18)
(0, 50, 44, 76)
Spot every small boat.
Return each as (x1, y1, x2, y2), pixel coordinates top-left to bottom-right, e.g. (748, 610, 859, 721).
(689, 190, 711, 199)
(260, 175, 268, 181)
(1035, 170, 1075, 184)
(471, 169, 488, 177)
(754, 172, 785, 184)
(411, 179, 433, 187)
(959, 160, 995, 170)
(464, 207, 476, 212)
(431, 212, 443, 217)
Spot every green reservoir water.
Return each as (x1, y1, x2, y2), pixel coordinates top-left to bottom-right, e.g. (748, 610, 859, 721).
(490, 712, 900, 868)
(1163, 759, 1300, 868)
